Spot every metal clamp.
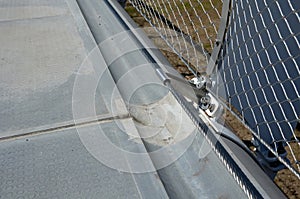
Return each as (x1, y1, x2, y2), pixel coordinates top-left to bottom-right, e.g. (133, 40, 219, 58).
(189, 76, 207, 90)
(199, 93, 223, 118)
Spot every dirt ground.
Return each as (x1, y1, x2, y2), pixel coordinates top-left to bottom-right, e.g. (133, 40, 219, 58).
(125, 2, 300, 198)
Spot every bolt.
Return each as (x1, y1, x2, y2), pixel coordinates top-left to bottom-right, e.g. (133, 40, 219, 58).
(200, 96, 211, 110)
(200, 96, 210, 105)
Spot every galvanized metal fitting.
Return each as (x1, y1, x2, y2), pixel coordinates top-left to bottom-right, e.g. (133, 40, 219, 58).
(189, 75, 213, 90)
(199, 93, 223, 118)
(189, 76, 206, 89)
(200, 95, 211, 110)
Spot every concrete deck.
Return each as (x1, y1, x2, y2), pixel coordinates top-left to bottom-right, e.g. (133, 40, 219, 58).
(0, 0, 167, 198)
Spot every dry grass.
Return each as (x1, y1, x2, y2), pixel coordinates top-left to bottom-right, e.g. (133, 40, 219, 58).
(128, 0, 222, 53)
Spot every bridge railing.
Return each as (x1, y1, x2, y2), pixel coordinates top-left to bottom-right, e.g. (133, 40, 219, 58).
(128, 0, 300, 183)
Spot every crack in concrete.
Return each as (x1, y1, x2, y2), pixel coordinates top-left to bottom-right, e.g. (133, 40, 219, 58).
(0, 114, 131, 142)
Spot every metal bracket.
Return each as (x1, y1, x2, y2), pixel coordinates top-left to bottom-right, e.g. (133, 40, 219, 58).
(189, 76, 222, 118)
(199, 93, 223, 118)
(206, 0, 232, 76)
(189, 75, 213, 90)
(189, 76, 207, 90)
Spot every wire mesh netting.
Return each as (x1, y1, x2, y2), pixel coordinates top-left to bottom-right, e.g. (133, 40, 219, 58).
(128, 0, 300, 184)
(129, 0, 223, 74)
(213, 0, 300, 178)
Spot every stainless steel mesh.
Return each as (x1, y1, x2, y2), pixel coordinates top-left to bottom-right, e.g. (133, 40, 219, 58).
(129, 0, 223, 74)
(128, 0, 300, 179)
(213, 0, 300, 178)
